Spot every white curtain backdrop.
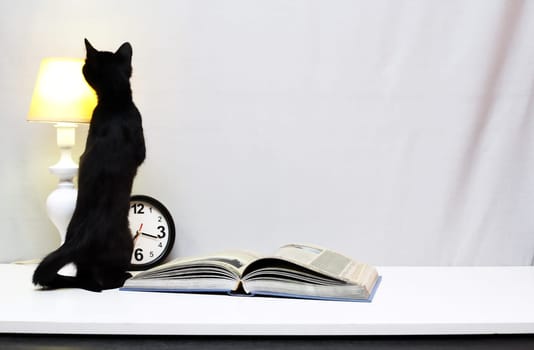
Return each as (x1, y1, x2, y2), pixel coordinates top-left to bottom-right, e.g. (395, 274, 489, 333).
(0, 0, 533, 265)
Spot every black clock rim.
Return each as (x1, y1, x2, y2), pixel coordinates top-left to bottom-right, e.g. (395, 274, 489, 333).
(128, 194, 176, 271)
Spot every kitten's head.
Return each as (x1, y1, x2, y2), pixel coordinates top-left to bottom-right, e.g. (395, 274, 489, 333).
(83, 39, 133, 94)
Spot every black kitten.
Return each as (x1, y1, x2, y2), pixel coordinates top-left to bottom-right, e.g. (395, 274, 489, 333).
(32, 39, 146, 292)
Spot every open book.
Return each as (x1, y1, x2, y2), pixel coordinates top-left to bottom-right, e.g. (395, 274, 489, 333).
(122, 243, 380, 302)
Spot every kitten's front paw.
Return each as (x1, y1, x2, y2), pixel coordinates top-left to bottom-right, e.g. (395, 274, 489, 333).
(82, 281, 104, 293)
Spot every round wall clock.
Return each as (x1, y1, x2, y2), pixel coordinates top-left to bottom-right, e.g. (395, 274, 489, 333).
(128, 195, 176, 270)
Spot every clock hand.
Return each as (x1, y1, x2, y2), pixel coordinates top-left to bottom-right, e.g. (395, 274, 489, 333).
(133, 224, 143, 243)
(141, 232, 158, 239)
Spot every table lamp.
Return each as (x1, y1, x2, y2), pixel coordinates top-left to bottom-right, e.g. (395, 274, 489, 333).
(27, 58, 97, 245)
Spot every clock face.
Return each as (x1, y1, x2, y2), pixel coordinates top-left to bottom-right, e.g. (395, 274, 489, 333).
(128, 195, 175, 270)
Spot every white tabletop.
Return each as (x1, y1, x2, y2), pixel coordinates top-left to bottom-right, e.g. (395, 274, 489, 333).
(1, 264, 533, 335)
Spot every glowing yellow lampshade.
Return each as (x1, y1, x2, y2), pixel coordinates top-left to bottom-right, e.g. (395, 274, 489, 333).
(28, 58, 97, 124)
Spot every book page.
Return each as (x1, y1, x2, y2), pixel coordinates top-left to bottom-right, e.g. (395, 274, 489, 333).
(273, 243, 378, 288)
(133, 250, 261, 279)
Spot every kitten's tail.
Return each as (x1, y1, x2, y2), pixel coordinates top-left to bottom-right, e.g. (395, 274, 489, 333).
(32, 241, 130, 292)
(32, 241, 79, 290)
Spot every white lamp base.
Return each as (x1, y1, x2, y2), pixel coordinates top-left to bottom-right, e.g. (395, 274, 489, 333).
(46, 179, 77, 244)
(47, 123, 79, 276)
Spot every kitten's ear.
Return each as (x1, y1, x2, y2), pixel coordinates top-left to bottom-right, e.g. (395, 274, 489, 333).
(84, 38, 97, 56)
(115, 42, 132, 62)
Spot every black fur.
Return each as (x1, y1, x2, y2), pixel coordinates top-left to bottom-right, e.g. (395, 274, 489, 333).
(32, 39, 146, 292)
